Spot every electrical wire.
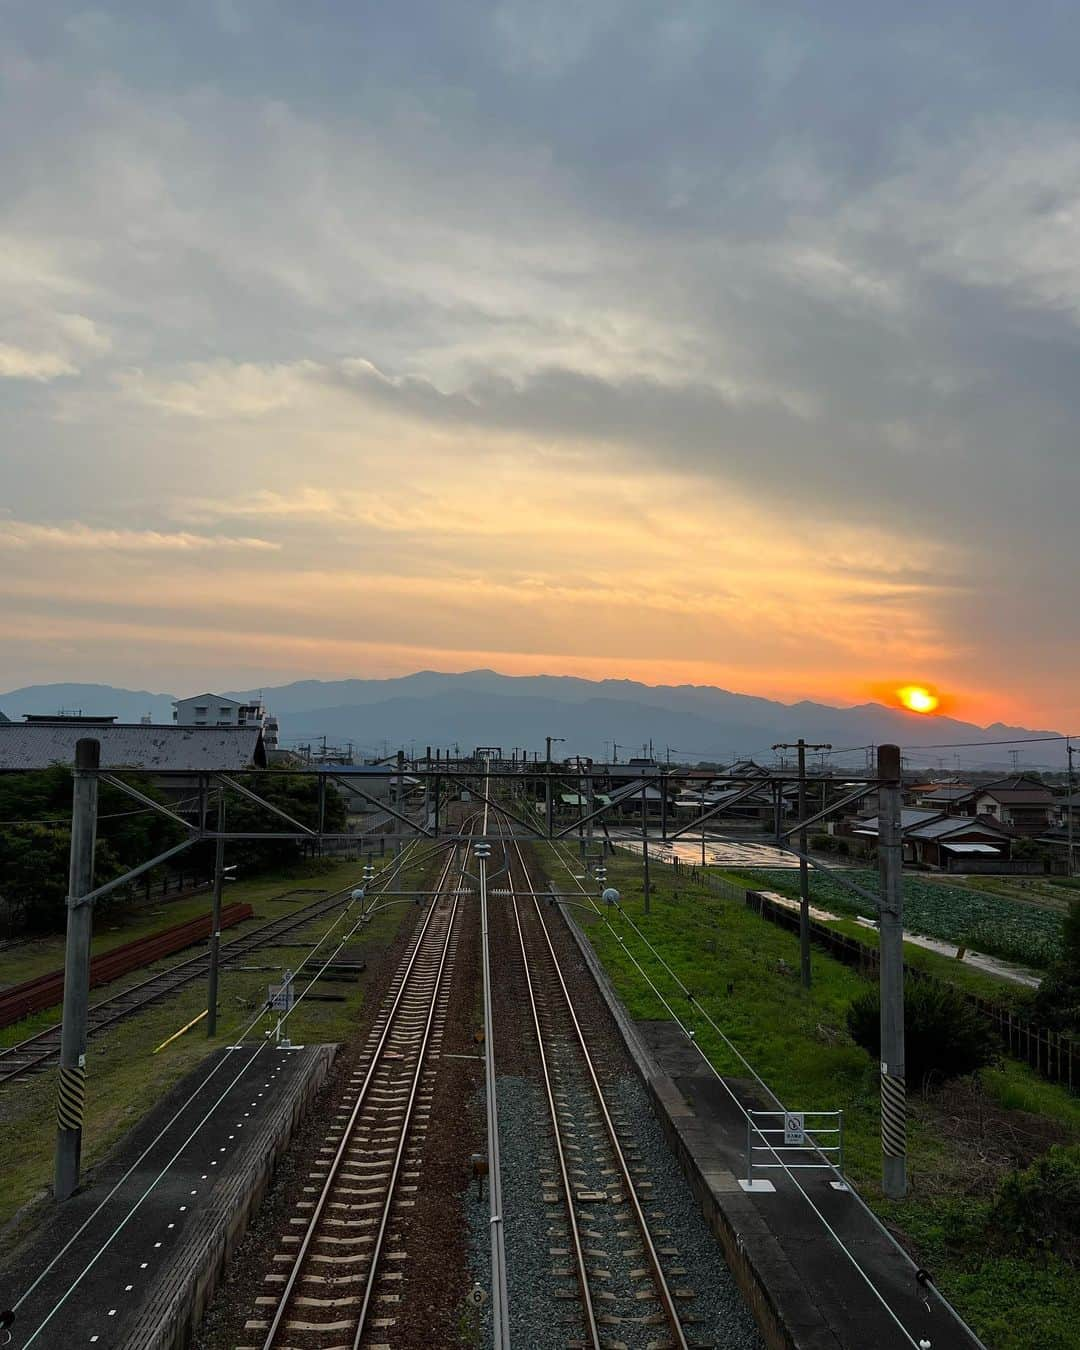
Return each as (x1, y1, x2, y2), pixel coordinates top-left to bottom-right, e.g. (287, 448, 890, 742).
(10, 837, 440, 1342)
(544, 835, 983, 1350)
(0, 791, 206, 829)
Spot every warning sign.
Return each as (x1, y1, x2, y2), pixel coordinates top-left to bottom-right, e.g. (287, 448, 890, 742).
(783, 1112, 805, 1146)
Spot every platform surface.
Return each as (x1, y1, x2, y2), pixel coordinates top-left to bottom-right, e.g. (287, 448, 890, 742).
(636, 1020, 985, 1350)
(1, 1042, 330, 1350)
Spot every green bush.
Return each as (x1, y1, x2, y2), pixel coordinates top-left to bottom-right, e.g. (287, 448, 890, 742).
(990, 1145, 1080, 1266)
(1033, 899, 1080, 1032)
(846, 978, 998, 1086)
(810, 832, 834, 852)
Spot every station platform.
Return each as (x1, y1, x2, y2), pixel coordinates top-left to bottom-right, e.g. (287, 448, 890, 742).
(562, 912, 986, 1350)
(637, 1023, 984, 1350)
(1, 1041, 334, 1350)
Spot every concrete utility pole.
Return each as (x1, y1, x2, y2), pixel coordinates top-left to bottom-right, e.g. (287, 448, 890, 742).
(56, 737, 100, 1201)
(206, 791, 225, 1036)
(640, 782, 651, 914)
(585, 757, 594, 859)
(1068, 739, 1075, 879)
(545, 736, 564, 838)
(877, 743, 907, 1199)
(773, 739, 831, 988)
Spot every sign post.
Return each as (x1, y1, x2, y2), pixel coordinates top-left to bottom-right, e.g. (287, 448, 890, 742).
(268, 967, 298, 1048)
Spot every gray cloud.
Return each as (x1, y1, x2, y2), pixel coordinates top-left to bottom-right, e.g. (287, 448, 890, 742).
(2, 2, 1079, 715)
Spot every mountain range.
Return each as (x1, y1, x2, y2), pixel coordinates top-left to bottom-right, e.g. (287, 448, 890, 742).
(0, 671, 1066, 770)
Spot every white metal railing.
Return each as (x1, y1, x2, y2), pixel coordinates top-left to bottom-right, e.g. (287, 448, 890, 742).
(743, 1109, 844, 1191)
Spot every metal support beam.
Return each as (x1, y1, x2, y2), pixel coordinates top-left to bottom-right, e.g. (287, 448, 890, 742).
(667, 779, 766, 841)
(444, 774, 539, 838)
(877, 743, 907, 1199)
(72, 837, 197, 908)
(217, 772, 316, 834)
(779, 782, 877, 838)
(56, 738, 99, 1200)
(97, 773, 198, 832)
(324, 775, 433, 837)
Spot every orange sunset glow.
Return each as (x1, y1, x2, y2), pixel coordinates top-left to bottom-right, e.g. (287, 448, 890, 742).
(2, 3, 1078, 737)
(897, 685, 940, 715)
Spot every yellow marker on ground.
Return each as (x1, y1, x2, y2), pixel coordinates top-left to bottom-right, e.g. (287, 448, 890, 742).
(152, 1008, 209, 1054)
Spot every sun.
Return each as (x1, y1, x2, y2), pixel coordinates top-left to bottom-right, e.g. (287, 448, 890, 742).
(897, 684, 940, 714)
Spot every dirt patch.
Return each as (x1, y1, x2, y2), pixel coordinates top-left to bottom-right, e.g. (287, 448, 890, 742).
(914, 1077, 1075, 1197)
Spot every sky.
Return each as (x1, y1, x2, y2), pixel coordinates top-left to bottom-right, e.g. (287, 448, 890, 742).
(2, 2, 1079, 729)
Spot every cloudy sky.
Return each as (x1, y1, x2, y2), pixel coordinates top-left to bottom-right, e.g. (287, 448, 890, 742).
(2, 2, 1078, 727)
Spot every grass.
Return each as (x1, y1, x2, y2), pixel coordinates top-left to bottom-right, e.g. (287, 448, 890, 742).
(0, 858, 382, 1039)
(0, 847, 440, 1246)
(541, 844, 1080, 1350)
(818, 914, 1037, 1011)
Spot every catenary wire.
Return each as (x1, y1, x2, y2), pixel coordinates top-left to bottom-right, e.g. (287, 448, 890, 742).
(545, 836, 979, 1350)
(11, 836, 441, 1341)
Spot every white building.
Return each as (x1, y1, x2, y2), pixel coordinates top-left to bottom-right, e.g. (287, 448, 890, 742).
(173, 693, 266, 729)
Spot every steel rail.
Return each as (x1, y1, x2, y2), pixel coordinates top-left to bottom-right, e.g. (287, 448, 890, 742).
(351, 870, 462, 1347)
(496, 816, 600, 1347)
(544, 836, 968, 1350)
(479, 773, 511, 1349)
(0, 837, 434, 1087)
(9, 839, 446, 1348)
(260, 835, 467, 1349)
(503, 819, 690, 1350)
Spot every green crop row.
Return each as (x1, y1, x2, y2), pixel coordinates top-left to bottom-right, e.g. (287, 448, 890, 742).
(744, 868, 1063, 969)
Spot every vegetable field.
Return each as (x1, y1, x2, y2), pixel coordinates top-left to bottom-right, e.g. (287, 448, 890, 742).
(744, 868, 1063, 969)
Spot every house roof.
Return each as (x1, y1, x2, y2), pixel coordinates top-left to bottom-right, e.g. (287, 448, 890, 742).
(900, 808, 943, 830)
(908, 814, 1009, 841)
(729, 759, 770, 776)
(609, 780, 666, 802)
(0, 723, 267, 771)
(915, 785, 973, 802)
(173, 692, 252, 708)
(976, 787, 1055, 806)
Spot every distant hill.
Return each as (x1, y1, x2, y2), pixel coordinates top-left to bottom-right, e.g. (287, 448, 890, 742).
(0, 683, 176, 724)
(0, 670, 1066, 768)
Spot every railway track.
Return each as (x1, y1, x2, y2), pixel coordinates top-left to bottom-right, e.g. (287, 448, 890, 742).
(0, 841, 424, 1089)
(246, 839, 468, 1350)
(498, 817, 692, 1350)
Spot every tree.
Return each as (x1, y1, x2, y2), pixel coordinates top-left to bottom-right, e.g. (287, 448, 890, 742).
(847, 978, 998, 1087)
(193, 771, 348, 874)
(0, 767, 182, 936)
(1032, 898, 1080, 1032)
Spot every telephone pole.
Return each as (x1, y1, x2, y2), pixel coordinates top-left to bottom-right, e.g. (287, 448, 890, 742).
(545, 736, 564, 837)
(206, 791, 225, 1036)
(877, 743, 907, 1198)
(1068, 739, 1075, 879)
(640, 783, 651, 914)
(56, 738, 100, 1200)
(772, 738, 831, 988)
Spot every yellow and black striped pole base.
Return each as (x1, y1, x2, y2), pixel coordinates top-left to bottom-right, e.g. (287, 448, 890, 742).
(881, 1069, 907, 1196)
(57, 1064, 87, 1133)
